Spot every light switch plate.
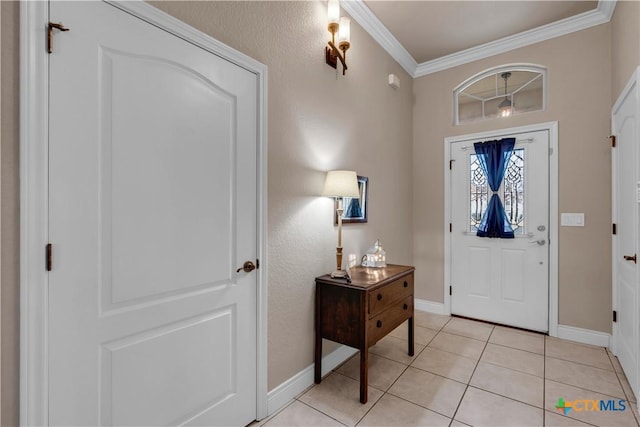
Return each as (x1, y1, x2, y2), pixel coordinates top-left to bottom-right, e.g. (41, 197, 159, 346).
(561, 213, 585, 227)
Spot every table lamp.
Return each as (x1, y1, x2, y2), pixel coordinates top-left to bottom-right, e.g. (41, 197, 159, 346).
(322, 170, 360, 278)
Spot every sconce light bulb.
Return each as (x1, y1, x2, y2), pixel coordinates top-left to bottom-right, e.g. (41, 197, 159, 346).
(327, 0, 340, 25)
(338, 17, 351, 48)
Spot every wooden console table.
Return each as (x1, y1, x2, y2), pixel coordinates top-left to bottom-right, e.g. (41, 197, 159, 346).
(314, 264, 415, 403)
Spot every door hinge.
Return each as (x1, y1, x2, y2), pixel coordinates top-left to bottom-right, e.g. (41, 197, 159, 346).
(549, 147, 553, 155)
(613, 223, 617, 235)
(449, 160, 454, 170)
(610, 134, 616, 148)
(48, 22, 70, 54)
(449, 286, 452, 296)
(46, 243, 53, 271)
(256, 258, 260, 269)
(613, 310, 617, 322)
(449, 223, 452, 233)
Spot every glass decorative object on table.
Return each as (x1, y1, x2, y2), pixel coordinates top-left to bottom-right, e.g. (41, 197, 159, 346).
(361, 239, 386, 267)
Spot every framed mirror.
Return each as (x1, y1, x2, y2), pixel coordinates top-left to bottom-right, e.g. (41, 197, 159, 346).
(335, 176, 368, 224)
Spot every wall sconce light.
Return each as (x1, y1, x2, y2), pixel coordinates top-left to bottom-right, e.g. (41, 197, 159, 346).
(322, 170, 360, 278)
(325, 0, 351, 75)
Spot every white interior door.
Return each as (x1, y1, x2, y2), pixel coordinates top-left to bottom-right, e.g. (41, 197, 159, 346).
(450, 130, 549, 332)
(612, 70, 639, 402)
(48, 2, 258, 425)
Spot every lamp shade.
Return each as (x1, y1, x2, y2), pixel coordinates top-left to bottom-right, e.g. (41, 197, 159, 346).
(322, 170, 360, 198)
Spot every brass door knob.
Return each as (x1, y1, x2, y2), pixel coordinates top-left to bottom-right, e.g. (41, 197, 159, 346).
(237, 261, 256, 273)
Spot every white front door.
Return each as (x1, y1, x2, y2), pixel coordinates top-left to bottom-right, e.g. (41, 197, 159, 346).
(612, 69, 639, 401)
(450, 130, 549, 332)
(48, 2, 258, 425)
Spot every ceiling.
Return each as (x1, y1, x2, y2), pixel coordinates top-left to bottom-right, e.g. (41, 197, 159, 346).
(341, 1, 615, 77)
(364, 1, 597, 64)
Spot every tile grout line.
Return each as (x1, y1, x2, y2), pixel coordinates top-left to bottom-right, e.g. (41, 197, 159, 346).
(374, 317, 446, 392)
(448, 324, 494, 424)
(378, 317, 463, 424)
(546, 353, 619, 373)
(259, 399, 298, 427)
(488, 339, 546, 357)
(368, 318, 445, 373)
(436, 329, 491, 344)
(353, 316, 447, 426)
(374, 318, 481, 423)
(543, 346, 634, 427)
(302, 371, 382, 427)
(356, 356, 415, 426)
(605, 350, 640, 425)
(382, 388, 456, 422)
(294, 400, 349, 427)
(407, 362, 475, 387)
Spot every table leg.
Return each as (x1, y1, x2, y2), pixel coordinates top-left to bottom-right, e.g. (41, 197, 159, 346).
(315, 288, 322, 384)
(359, 348, 368, 403)
(408, 316, 415, 357)
(314, 336, 322, 383)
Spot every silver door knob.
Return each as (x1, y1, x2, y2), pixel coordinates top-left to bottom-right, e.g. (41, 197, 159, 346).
(529, 239, 546, 246)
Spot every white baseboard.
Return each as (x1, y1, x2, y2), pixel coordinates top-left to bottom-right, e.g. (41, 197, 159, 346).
(266, 345, 358, 417)
(557, 324, 611, 348)
(414, 298, 446, 315)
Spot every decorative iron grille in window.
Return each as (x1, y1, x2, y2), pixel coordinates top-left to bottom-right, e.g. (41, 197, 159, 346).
(470, 154, 488, 232)
(469, 148, 525, 234)
(503, 148, 524, 233)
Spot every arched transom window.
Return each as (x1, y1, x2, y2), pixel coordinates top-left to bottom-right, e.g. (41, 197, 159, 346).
(454, 65, 546, 125)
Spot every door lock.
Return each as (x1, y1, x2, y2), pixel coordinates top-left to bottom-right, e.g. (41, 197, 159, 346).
(237, 260, 256, 273)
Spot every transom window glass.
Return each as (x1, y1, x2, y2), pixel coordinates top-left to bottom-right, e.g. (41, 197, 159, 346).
(454, 65, 546, 125)
(470, 148, 525, 234)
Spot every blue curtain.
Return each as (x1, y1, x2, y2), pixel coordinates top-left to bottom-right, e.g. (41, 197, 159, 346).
(474, 138, 516, 238)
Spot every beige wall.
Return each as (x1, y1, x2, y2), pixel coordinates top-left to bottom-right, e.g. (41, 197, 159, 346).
(611, 0, 640, 103)
(413, 24, 613, 333)
(149, 1, 415, 391)
(1, 1, 19, 426)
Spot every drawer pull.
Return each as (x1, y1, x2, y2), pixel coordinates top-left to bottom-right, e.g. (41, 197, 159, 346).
(376, 320, 382, 328)
(403, 281, 408, 288)
(377, 294, 382, 301)
(403, 303, 408, 310)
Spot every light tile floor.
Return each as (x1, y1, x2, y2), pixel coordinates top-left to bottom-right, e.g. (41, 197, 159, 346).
(256, 311, 640, 426)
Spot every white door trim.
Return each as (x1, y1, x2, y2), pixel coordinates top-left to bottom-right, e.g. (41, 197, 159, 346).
(611, 67, 640, 388)
(443, 121, 559, 336)
(20, 2, 269, 424)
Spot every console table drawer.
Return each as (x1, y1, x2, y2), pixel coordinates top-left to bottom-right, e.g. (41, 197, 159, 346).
(369, 275, 413, 316)
(368, 295, 413, 344)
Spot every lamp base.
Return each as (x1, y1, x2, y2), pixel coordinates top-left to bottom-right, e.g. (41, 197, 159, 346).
(330, 269, 348, 279)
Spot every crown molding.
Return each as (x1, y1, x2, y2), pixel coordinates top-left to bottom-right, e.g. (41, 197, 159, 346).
(341, 0, 417, 76)
(414, 0, 616, 77)
(344, 0, 616, 79)
(598, 0, 617, 21)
